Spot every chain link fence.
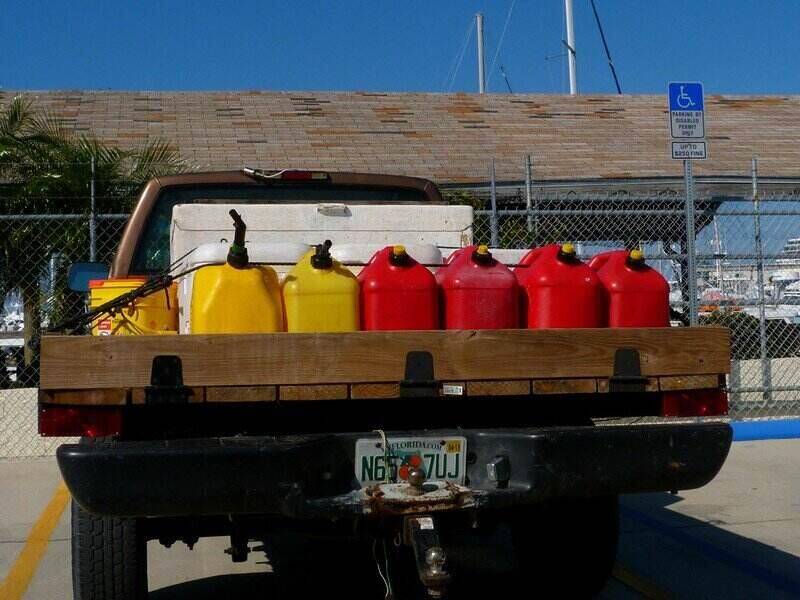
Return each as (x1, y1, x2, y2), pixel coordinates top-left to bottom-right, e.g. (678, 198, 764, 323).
(2, 159, 800, 458)
(449, 158, 800, 422)
(0, 213, 128, 458)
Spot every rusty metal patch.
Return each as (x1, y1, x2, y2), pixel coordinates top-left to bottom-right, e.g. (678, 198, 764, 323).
(363, 481, 474, 516)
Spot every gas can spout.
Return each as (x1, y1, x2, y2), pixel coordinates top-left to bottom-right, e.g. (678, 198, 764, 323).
(227, 209, 249, 268)
(311, 240, 334, 269)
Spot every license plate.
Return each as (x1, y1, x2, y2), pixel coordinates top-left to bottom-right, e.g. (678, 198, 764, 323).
(355, 436, 467, 486)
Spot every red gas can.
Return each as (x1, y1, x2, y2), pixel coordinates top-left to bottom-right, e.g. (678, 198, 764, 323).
(513, 246, 546, 326)
(524, 243, 606, 328)
(588, 249, 670, 327)
(435, 248, 468, 286)
(438, 244, 519, 330)
(359, 245, 439, 330)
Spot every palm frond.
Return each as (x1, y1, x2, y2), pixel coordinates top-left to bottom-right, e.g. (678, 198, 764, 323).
(128, 139, 186, 183)
(0, 96, 35, 138)
(26, 111, 73, 147)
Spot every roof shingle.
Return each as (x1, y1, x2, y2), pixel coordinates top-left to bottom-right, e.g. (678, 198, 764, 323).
(3, 90, 799, 183)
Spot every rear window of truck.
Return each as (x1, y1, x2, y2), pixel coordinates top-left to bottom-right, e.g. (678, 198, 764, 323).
(131, 184, 428, 274)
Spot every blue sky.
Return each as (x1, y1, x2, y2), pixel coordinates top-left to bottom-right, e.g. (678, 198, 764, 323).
(2, 1, 798, 95)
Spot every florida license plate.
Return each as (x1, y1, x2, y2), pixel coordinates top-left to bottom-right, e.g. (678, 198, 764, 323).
(355, 436, 467, 486)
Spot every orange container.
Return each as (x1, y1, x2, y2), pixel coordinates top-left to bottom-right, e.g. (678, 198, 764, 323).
(90, 278, 178, 335)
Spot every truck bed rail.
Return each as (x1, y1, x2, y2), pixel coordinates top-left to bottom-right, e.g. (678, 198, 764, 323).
(39, 328, 729, 405)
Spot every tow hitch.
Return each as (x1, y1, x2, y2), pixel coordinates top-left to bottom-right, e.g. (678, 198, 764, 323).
(404, 515, 450, 598)
(364, 467, 474, 516)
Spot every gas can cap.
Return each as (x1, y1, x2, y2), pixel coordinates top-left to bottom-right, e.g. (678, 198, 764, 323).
(390, 245, 411, 266)
(558, 243, 578, 261)
(628, 248, 645, 264)
(472, 244, 493, 265)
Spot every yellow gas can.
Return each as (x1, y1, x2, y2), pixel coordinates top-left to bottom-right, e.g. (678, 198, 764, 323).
(189, 208, 285, 334)
(90, 278, 178, 335)
(190, 263, 284, 334)
(282, 241, 360, 332)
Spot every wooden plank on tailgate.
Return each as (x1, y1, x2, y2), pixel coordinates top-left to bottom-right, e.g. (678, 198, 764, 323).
(206, 386, 277, 403)
(279, 384, 349, 401)
(350, 383, 401, 399)
(39, 389, 128, 406)
(39, 329, 730, 394)
(533, 379, 598, 395)
(467, 380, 531, 396)
(597, 378, 659, 393)
(659, 374, 722, 391)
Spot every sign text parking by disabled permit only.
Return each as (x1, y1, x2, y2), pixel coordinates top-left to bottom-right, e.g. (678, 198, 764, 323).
(669, 82, 707, 160)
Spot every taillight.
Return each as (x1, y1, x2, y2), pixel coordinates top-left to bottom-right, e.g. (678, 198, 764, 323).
(661, 389, 728, 417)
(39, 406, 122, 437)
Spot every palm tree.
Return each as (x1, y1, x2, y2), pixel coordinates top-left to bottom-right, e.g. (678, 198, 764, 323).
(0, 96, 187, 384)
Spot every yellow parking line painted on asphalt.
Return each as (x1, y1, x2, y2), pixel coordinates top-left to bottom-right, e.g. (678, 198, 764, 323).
(0, 482, 70, 600)
(613, 562, 673, 600)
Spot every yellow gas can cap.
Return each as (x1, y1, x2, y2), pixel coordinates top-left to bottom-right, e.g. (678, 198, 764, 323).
(629, 248, 645, 263)
(472, 244, 493, 265)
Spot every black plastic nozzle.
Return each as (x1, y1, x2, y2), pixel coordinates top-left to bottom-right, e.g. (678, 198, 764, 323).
(226, 209, 249, 268)
(311, 240, 334, 269)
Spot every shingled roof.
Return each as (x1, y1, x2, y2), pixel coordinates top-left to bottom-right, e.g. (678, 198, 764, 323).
(3, 90, 800, 184)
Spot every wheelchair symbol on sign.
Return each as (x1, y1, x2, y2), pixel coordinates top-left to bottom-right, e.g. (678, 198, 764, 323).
(676, 86, 695, 109)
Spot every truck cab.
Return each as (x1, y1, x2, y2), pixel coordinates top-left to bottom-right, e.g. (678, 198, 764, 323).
(41, 169, 733, 599)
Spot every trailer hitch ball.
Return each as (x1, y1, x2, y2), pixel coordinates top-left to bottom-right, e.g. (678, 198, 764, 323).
(425, 546, 447, 574)
(407, 466, 427, 496)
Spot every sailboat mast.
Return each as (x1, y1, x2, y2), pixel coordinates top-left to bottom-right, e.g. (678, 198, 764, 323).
(564, 0, 577, 94)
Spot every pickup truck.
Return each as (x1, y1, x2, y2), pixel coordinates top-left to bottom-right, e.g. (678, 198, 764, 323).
(39, 169, 732, 599)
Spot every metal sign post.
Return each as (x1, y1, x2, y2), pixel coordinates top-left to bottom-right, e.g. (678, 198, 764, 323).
(90, 156, 97, 262)
(669, 82, 707, 326)
(489, 159, 499, 247)
(752, 157, 772, 403)
(525, 155, 533, 234)
(683, 159, 699, 325)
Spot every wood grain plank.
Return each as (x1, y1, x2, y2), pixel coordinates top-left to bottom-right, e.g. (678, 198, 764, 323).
(39, 328, 730, 391)
(659, 374, 722, 391)
(467, 380, 531, 396)
(350, 383, 400, 399)
(39, 389, 128, 406)
(206, 386, 276, 403)
(279, 384, 349, 401)
(533, 379, 597, 395)
(597, 378, 659, 393)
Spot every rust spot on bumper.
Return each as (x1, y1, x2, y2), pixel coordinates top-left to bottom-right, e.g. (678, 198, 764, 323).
(363, 481, 474, 515)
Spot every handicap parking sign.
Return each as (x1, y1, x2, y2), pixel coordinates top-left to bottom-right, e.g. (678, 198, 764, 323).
(669, 82, 704, 112)
(668, 82, 705, 140)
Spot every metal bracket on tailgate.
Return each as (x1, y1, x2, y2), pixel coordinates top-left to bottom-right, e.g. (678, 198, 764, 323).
(144, 355, 193, 405)
(608, 348, 649, 393)
(400, 351, 438, 398)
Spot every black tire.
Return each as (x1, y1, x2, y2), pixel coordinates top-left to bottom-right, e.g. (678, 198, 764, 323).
(71, 500, 147, 600)
(512, 496, 619, 598)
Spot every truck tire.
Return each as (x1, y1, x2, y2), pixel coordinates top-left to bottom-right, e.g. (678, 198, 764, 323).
(512, 495, 619, 597)
(71, 500, 147, 600)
